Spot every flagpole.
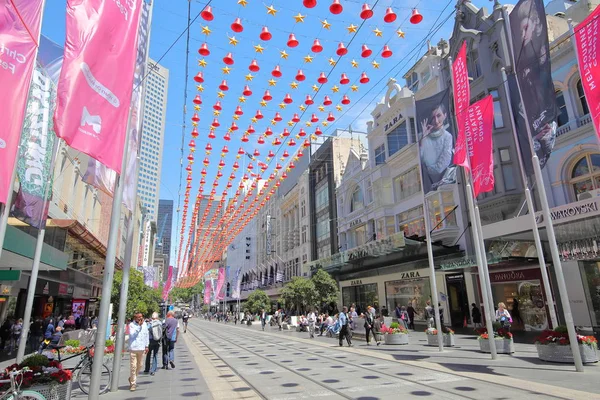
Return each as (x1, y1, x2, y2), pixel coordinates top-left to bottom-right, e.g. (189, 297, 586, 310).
(503, 6, 583, 371)
(501, 68, 558, 328)
(0, 167, 17, 262)
(412, 96, 443, 352)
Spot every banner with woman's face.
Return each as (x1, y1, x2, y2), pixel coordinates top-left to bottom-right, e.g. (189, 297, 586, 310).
(416, 89, 457, 195)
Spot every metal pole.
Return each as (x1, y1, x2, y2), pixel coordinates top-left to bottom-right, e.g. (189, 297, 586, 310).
(501, 68, 558, 328)
(0, 167, 17, 262)
(474, 206, 496, 317)
(465, 180, 497, 359)
(503, 7, 583, 371)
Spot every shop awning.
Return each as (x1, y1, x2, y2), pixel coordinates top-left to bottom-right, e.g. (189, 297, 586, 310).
(1, 224, 68, 271)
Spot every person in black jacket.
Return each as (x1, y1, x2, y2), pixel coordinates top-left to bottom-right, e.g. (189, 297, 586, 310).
(363, 307, 379, 346)
(471, 303, 482, 328)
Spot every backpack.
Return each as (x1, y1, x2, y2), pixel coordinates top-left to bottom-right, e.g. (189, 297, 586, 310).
(150, 320, 163, 341)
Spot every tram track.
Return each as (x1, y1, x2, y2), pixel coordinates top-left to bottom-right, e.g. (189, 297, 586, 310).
(188, 319, 568, 400)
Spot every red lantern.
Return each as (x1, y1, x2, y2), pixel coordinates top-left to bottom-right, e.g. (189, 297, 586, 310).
(188, 140, 196, 151)
(230, 122, 238, 131)
(272, 65, 282, 78)
(260, 26, 272, 41)
(191, 127, 199, 138)
(219, 80, 229, 91)
(276, 163, 282, 170)
(303, 139, 311, 147)
(233, 161, 239, 169)
(191, 113, 200, 122)
(327, 112, 335, 122)
(292, 113, 300, 123)
(243, 85, 252, 96)
(288, 139, 296, 147)
(282, 128, 290, 137)
(323, 95, 332, 106)
(295, 70, 306, 81)
(318, 72, 328, 84)
(287, 33, 299, 48)
(269, 150, 276, 158)
(208, 130, 216, 139)
(211, 118, 220, 127)
(213, 101, 222, 111)
(410, 8, 423, 24)
(359, 72, 370, 84)
(382, 45, 392, 58)
(274, 138, 282, 145)
(305, 95, 314, 105)
(299, 128, 306, 137)
(263, 90, 272, 101)
(193, 95, 202, 105)
(311, 114, 319, 123)
(193, 72, 204, 83)
(265, 127, 273, 136)
(274, 112, 283, 122)
(255, 110, 264, 120)
(336, 42, 348, 56)
(221, 145, 228, 153)
(340, 73, 350, 85)
(258, 136, 265, 144)
(241, 135, 249, 143)
(219, 159, 226, 167)
(223, 52, 234, 65)
(231, 17, 244, 32)
(303, 0, 317, 8)
(283, 94, 293, 104)
(383, 7, 397, 23)
(289, 162, 296, 169)
(341, 94, 350, 105)
(247, 125, 255, 134)
(198, 43, 210, 56)
(249, 59, 260, 72)
(360, 3, 374, 19)
(361, 44, 372, 58)
(315, 127, 322, 135)
(330, 0, 343, 14)
(201, 6, 214, 21)
(224, 132, 231, 141)
(311, 39, 323, 53)
(253, 149, 260, 157)
(247, 163, 254, 170)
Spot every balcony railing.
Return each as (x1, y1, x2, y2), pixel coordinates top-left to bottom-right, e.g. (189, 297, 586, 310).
(578, 113, 592, 128)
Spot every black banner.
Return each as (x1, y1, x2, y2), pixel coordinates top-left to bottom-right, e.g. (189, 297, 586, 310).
(510, 0, 558, 172)
(416, 89, 457, 195)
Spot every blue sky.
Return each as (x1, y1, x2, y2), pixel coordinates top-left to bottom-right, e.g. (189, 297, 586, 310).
(40, 0, 518, 267)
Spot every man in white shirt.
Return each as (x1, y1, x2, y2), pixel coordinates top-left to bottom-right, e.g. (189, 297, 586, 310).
(307, 309, 317, 338)
(128, 313, 149, 391)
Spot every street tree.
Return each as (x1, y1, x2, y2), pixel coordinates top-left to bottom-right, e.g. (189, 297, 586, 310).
(244, 290, 270, 314)
(279, 277, 317, 315)
(169, 281, 204, 304)
(311, 269, 339, 312)
(111, 269, 162, 319)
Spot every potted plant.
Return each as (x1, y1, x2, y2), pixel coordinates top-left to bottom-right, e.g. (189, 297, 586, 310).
(2, 354, 73, 400)
(381, 322, 409, 345)
(477, 326, 514, 354)
(535, 326, 598, 364)
(425, 327, 455, 347)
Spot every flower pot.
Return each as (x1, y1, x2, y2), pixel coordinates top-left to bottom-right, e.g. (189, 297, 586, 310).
(479, 338, 514, 354)
(536, 343, 599, 364)
(426, 334, 455, 347)
(29, 381, 72, 400)
(384, 334, 409, 345)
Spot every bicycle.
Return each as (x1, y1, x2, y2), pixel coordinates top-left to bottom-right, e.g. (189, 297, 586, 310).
(0, 369, 46, 400)
(51, 344, 111, 395)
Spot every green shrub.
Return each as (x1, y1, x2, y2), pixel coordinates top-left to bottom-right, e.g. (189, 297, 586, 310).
(105, 339, 114, 347)
(554, 325, 569, 334)
(19, 354, 49, 369)
(390, 322, 400, 330)
(65, 339, 80, 348)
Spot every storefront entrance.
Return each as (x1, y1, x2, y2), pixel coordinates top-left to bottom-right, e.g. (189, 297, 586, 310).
(341, 282, 378, 315)
(445, 273, 469, 328)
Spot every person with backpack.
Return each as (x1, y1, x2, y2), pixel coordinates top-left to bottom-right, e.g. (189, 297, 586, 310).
(338, 306, 352, 347)
(144, 312, 162, 376)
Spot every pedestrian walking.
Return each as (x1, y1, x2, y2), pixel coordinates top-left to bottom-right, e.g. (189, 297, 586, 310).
(471, 303, 482, 328)
(438, 303, 445, 326)
(29, 317, 44, 354)
(162, 311, 179, 370)
(373, 315, 383, 346)
(307, 308, 317, 338)
(363, 307, 378, 346)
(425, 300, 435, 328)
(0, 318, 12, 351)
(144, 312, 162, 376)
(406, 303, 416, 330)
(398, 306, 410, 330)
(260, 309, 267, 331)
(128, 313, 149, 392)
(338, 306, 352, 347)
(276, 309, 283, 331)
(8, 318, 22, 355)
(182, 310, 189, 333)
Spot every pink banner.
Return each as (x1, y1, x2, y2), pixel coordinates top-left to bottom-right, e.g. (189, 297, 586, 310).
(215, 267, 225, 300)
(162, 265, 173, 300)
(0, 0, 44, 204)
(203, 284, 210, 305)
(574, 6, 600, 141)
(54, 0, 142, 174)
(452, 41, 471, 169)
(465, 95, 495, 197)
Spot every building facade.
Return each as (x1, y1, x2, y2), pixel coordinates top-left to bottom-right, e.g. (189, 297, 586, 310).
(157, 199, 173, 271)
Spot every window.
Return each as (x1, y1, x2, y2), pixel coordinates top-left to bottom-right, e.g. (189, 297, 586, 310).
(468, 49, 481, 78)
(301, 200, 306, 218)
(393, 167, 421, 201)
(407, 72, 419, 91)
(427, 190, 457, 231)
(555, 90, 569, 127)
(570, 153, 600, 198)
(301, 225, 307, 244)
(315, 186, 329, 211)
(577, 79, 590, 116)
(490, 89, 504, 128)
(374, 144, 386, 166)
(409, 118, 416, 143)
(387, 121, 408, 156)
(500, 148, 516, 191)
(397, 206, 425, 238)
(316, 219, 330, 241)
(366, 180, 373, 204)
(350, 186, 364, 213)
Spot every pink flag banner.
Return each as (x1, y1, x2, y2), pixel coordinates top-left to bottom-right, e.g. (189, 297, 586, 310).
(162, 265, 173, 300)
(215, 267, 226, 300)
(54, 0, 142, 174)
(0, 0, 44, 204)
(465, 95, 495, 197)
(452, 41, 471, 169)
(203, 284, 210, 305)
(574, 5, 600, 141)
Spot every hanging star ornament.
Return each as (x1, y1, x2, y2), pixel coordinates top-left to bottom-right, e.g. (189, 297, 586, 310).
(260, 100, 267, 107)
(266, 4, 277, 16)
(305, 121, 312, 127)
(290, 81, 299, 89)
(373, 27, 383, 37)
(268, 79, 277, 86)
(233, 114, 240, 120)
(280, 50, 289, 60)
(299, 104, 307, 111)
(312, 84, 319, 92)
(228, 36, 239, 46)
(397, 29, 405, 38)
(336, 104, 343, 111)
(347, 24, 358, 34)
(251, 117, 258, 123)
(271, 119, 278, 126)
(322, 121, 329, 127)
(279, 102, 286, 109)
(293, 13, 305, 23)
(198, 59, 207, 68)
(213, 110, 221, 116)
(254, 44, 265, 54)
(237, 0, 247, 6)
(318, 105, 325, 112)
(245, 73, 254, 81)
(331, 85, 340, 93)
(194, 105, 201, 111)
(304, 54, 314, 63)
(238, 96, 247, 103)
(351, 59, 359, 68)
(196, 84, 204, 92)
(217, 91, 225, 98)
(372, 60, 380, 69)
(201, 26, 211, 35)
(328, 58, 337, 67)
(350, 84, 359, 92)
(321, 20, 331, 30)
(222, 66, 232, 74)
(287, 121, 294, 126)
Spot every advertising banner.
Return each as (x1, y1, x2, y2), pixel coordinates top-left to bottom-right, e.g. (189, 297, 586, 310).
(465, 95, 495, 197)
(0, 0, 45, 204)
(231, 267, 242, 300)
(215, 267, 225, 300)
(452, 41, 471, 169)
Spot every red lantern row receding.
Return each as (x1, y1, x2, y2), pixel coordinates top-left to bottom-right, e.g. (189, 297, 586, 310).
(249, 59, 260, 72)
(243, 85, 252, 96)
(330, 0, 342, 14)
(296, 70, 305, 81)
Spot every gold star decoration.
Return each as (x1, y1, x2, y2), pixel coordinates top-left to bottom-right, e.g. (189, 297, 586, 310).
(305, 121, 312, 127)
(245, 73, 254, 81)
(290, 81, 299, 89)
(318, 105, 325, 112)
(321, 20, 331, 30)
(280, 50, 289, 60)
(336, 104, 343, 111)
(238, 96, 246, 103)
(254, 44, 265, 54)
(279, 102, 286, 109)
(312, 84, 319, 92)
(373, 27, 383, 37)
(268, 79, 277, 86)
(351, 59, 359, 68)
(260, 100, 268, 107)
(331, 85, 340, 93)
(397, 29, 405, 38)
(371, 60, 380, 69)
(350, 85, 359, 92)
(194, 105, 201, 111)
(299, 104, 307, 111)
(198, 59, 207, 68)
(201, 26, 211, 36)
(293, 13, 305, 23)
(322, 121, 329, 127)
(304, 54, 314, 63)
(227, 127, 234, 133)
(213, 110, 221, 116)
(328, 58, 337, 67)
(347, 24, 358, 34)
(217, 91, 226, 98)
(228, 36, 239, 46)
(251, 117, 258, 123)
(233, 114, 240, 120)
(237, 0, 247, 6)
(271, 119, 278, 126)
(192, 121, 198, 127)
(222, 66, 232, 74)
(266, 4, 277, 16)
(287, 121, 295, 126)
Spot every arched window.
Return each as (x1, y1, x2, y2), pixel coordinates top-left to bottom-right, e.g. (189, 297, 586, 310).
(555, 90, 569, 127)
(570, 153, 600, 199)
(350, 186, 364, 213)
(577, 79, 589, 116)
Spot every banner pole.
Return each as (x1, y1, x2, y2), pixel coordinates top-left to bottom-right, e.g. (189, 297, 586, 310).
(501, 67, 558, 328)
(0, 166, 17, 262)
(503, 6, 583, 371)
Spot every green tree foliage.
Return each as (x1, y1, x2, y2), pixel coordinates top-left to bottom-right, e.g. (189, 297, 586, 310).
(168, 281, 204, 304)
(110, 269, 162, 320)
(244, 290, 270, 314)
(311, 269, 339, 309)
(279, 277, 317, 315)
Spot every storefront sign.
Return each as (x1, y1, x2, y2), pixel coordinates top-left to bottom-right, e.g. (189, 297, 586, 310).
(73, 287, 91, 298)
(399, 271, 421, 280)
(489, 269, 540, 283)
(384, 112, 404, 132)
(350, 218, 363, 228)
(350, 280, 363, 286)
(536, 199, 600, 225)
(58, 283, 68, 296)
(43, 282, 49, 294)
(440, 254, 500, 270)
(445, 273, 464, 282)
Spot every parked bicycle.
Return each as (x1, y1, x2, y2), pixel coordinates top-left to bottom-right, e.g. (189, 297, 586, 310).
(0, 369, 46, 400)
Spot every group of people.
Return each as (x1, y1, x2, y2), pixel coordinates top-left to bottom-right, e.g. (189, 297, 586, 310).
(126, 310, 181, 392)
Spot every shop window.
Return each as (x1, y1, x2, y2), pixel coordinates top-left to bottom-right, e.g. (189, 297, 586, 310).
(580, 261, 600, 326)
(570, 153, 600, 199)
(426, 190, 457, 231)
(374, 144, 386, 166)
(393, 167, 421, 202)
(490, 89, 504, 128)
(387, 121, 408, 157)
(555, 90, 569, 127)
(385, 278, 430, 321)
(342, 283, 379, 315)
(397, 205, 425, 238)
(577, 79, 590, 116)
(350, 186, 364, 213)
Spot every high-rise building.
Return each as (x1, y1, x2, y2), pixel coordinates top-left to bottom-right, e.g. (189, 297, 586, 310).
(157, 199, 173, 271)
(137, 59, 169, 221)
